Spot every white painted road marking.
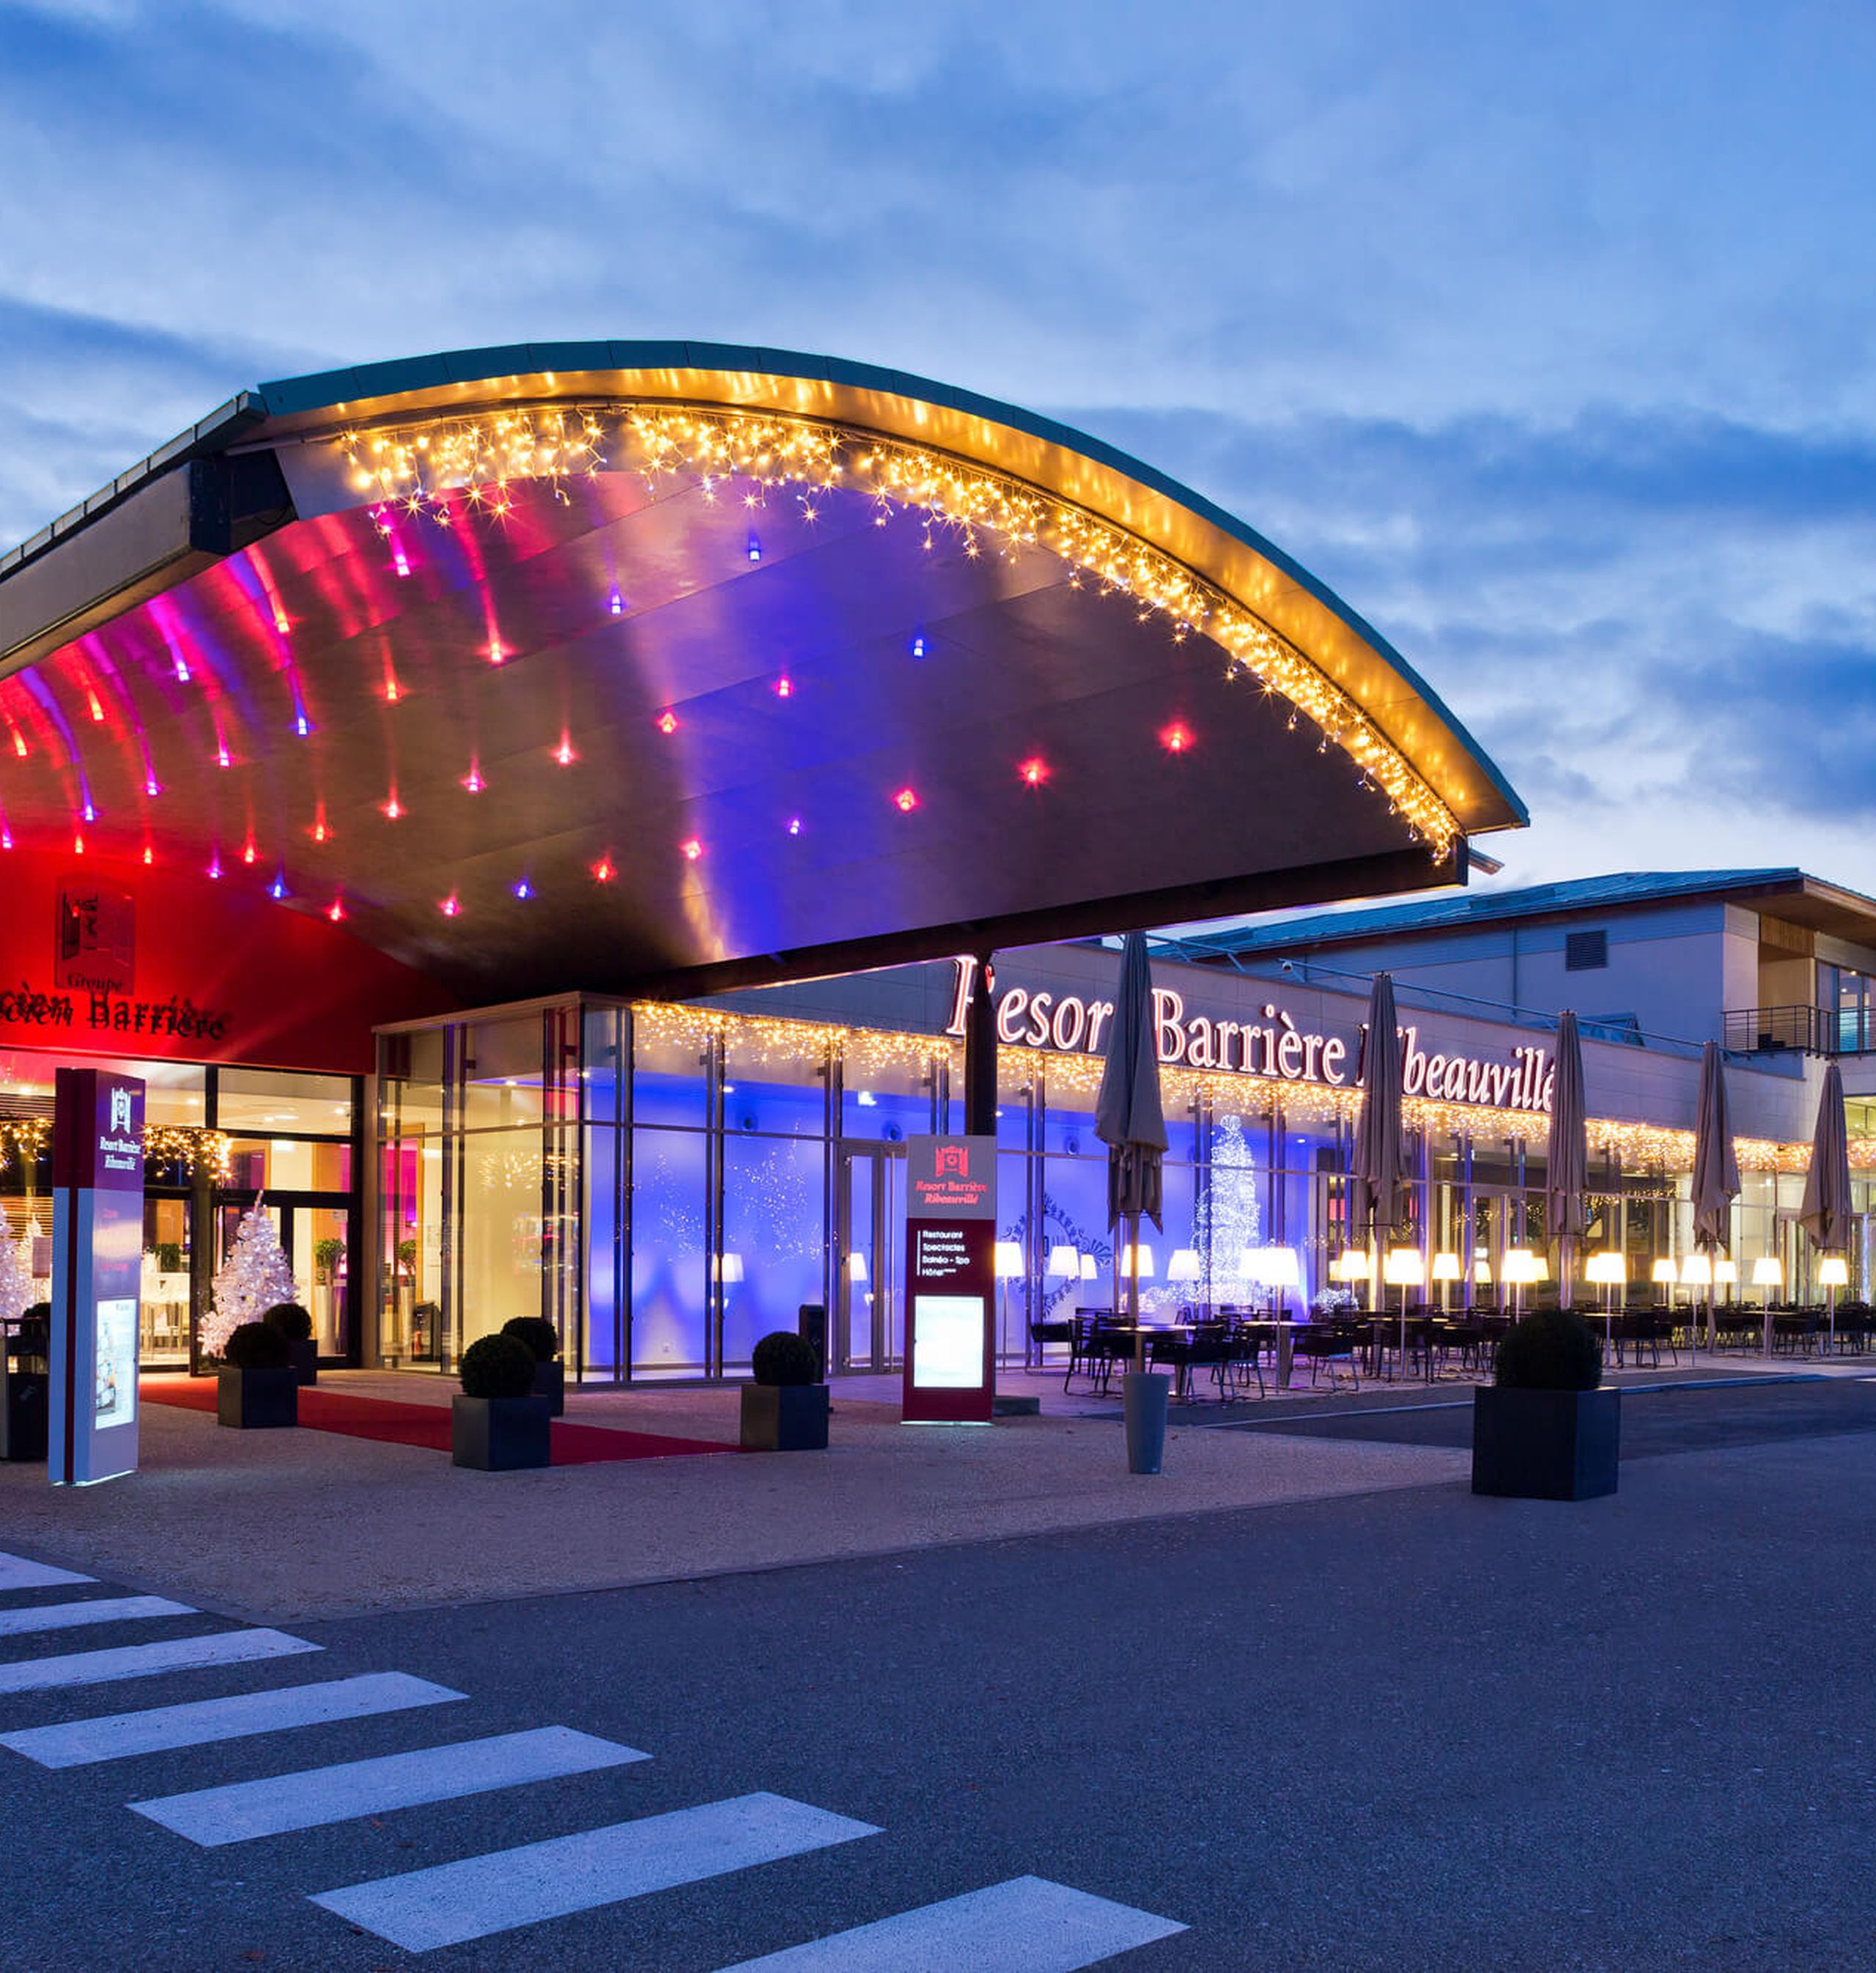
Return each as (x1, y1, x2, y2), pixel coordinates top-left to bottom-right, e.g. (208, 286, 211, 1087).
(0, 1555, 94, 1593)
(716, 1876, 1188, 1970)
(0, 1629, 320, 1695)
(1, 1672, 468, 1769)
(0, 1596, 194, 1638)
(312, 1792, 882, 1952)
(131, 1725, 648, 1846)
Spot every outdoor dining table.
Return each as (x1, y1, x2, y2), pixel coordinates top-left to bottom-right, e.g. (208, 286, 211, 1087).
(1227, 1317, 1308, 1391)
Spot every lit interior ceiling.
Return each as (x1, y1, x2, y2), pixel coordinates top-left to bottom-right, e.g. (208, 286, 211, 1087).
(0, 346, 1525, 1000)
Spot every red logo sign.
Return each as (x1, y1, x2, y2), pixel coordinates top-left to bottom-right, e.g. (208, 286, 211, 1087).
(55, 882, 135, 994)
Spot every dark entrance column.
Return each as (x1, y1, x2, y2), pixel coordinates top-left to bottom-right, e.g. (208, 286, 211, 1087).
(963, 952, 997, 1138)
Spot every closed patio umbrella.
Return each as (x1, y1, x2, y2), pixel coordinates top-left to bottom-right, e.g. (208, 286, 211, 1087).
(1352, 973, 1408, 1371)
(1799, 1061, 1853, 1355)
(1691, 1040, 1740, 1357)
(1546, 1010, 1590, 1327)
(1095, 931, 1167, 1373)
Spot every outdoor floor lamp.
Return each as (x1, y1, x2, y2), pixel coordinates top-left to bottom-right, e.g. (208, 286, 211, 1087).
(1502, 1247, 1540, 1313)
(1585, 1250, 1626, 1311)
(1751, 1255, 1784, 1303)
(1430, 1250, 1462, 1311)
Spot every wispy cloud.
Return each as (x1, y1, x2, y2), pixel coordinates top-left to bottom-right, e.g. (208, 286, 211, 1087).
(3, 0, 1875, 888)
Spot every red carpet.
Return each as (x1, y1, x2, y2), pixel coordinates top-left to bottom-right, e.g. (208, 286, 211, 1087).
(141, 1379, 736, 1463)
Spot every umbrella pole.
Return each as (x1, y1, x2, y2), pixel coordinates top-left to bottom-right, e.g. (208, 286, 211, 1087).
(1129, 1209, 1145, 1373)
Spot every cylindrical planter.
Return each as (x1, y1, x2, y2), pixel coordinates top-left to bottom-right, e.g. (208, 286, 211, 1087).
(1123, 1371, 1171, 1475)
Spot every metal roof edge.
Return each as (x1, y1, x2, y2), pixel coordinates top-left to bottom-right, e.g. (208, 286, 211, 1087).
(1, 342, 1523, 830)
(0, 394, 266, 581)
(1182, 866, 1820, 955)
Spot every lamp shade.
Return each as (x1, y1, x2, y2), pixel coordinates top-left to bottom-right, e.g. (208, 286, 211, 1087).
(1167, 1247, 1202, 1283)
(1079, 1254, 1101, 1280)
(1679, 1253, 1713, 1286)
(1119, 1243, 1156, 1279)
(1584, 1253, 1627, 1286)
(1819, 1255, 1850, 1288)
(714, 1252, 745, 1285)
(1751, 1257, 1784, 1287)
(1260, 1246, 1301, 1287)
(1430, 1252, 1463, 1283)
(846, 1251, 869, 1283)
(1474, 1258, 1493, 1285)
(1331, 1249, 1373, 1283)
(1651, 1258, 1678, 1286)
(993, 1241, 1025, 1279)
(1713, 1258, 1738, 1286)
(1046, 1244, 1079, 1279)
(1500, 1248, 1540, 1286)
(1383, 1247, 1426, 1286)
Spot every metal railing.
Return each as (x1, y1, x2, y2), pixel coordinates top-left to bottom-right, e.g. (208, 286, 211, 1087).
(1722, 1005, 1836, 1055)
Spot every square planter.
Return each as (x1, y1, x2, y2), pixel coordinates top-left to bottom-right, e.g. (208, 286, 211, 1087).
(531, 1359, 565, 1417)
(740, 1382, 829, 1451)
(1473, 1385, 1620, 1500)
(217, 1366, 300, 1429)
(286, 1339, 318, 1388)
(452, 1393, 553, 1471)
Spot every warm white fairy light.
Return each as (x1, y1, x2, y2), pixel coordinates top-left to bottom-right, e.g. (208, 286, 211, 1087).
(336, 402, 1463, 856)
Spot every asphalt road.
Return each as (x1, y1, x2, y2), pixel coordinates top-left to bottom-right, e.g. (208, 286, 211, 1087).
(1, 1379, 1875, 1971)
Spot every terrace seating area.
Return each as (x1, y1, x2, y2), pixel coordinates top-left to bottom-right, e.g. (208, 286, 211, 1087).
(1041, 1298, 1876, 1403)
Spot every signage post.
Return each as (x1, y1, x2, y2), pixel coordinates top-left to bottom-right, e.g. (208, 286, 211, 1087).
(903, 1134, 997, 1424)
(49, 1067, 144, 1486)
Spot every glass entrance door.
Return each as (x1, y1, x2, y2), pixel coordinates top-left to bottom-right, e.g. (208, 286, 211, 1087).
(213, 1194, 353, 1360)
(838, 1145, 905, 1372)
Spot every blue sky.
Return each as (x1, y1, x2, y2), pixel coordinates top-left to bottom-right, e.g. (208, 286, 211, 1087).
(4, 0, 1873, 893)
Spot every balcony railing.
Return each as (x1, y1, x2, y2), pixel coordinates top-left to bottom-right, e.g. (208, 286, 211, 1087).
(1722, 1004, 1875, 1055)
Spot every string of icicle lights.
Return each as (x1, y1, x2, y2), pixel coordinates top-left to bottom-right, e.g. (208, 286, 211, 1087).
(629, 1004, 1850, 1171)
(338, 402, 1462, 858)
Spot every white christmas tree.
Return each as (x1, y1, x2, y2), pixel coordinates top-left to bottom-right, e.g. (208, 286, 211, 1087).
(0, 1231, 32, 1327)
(1194, 1113, 1263, 1305)
(203, 1203, 298, 1357)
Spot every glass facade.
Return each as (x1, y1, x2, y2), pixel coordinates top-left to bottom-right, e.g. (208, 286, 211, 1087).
(377, 989, 1876, 1382)
(0, 1052, 361, 1368)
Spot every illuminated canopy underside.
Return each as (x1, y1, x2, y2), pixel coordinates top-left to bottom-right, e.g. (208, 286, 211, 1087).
(0, 350, 1524, 1000)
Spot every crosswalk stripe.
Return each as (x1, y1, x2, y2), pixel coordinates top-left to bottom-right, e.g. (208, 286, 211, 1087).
(0, 1629, 320, 1695)
(0, 1596, 194, 1638)
(714, 1875, 1188, 1971)
(311, 1791, 882, 1952)
(0, 1555, 95, 1593)
(131, 1725, 649, 1846)
(1, 1672, 468, 1769)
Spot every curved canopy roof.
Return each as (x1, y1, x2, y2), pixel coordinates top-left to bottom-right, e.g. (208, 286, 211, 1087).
(0, 342, 1524, 1000)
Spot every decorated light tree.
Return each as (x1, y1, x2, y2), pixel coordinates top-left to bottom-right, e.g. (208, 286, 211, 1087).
(1194, 1113, 1263, 1306)
(203, 1203, 298, 1358)
(0, 1231, 32, 1327)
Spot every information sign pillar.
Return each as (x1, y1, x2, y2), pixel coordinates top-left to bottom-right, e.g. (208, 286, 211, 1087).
(903, 1134, 997, 1423)
(49, 1067, 144, 1486)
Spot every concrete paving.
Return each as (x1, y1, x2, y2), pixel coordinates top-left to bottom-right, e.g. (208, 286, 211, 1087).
(3, 1380, 1876, 1969)
(0, 1378, 1465, 1622)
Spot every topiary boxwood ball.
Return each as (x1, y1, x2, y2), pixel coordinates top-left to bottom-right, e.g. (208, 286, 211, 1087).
(223, 1321, 291, 1371)
(459, 1332, 539, 1401)
(750, 1330, 819, 1387)
(500, 1316, 561, 1363)
(1495, 1308, 1603, 1390)
(262, 1302, 314, 1343)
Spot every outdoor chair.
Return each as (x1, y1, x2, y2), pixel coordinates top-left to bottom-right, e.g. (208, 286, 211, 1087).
(1220, 1320, 1266, 1401)
(1294, 1321, 1359, 1391)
